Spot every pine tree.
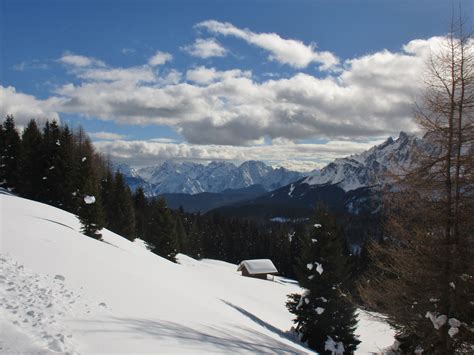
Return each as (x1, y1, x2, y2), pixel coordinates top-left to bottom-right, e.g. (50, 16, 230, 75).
(146, 198, 177, 262)
(18, 119, 43, 200)
(133, 186, 148, 240)
(78, 178, 104, 239)
(106, 171, 136, 240)
(0, 115, 22, 192)
(38, 120, 63, 206)
(75, 132, 104, 239)
(287, 206, 360, 354)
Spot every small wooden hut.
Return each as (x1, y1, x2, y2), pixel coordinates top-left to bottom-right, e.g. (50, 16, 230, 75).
(237, 259, 278, 280)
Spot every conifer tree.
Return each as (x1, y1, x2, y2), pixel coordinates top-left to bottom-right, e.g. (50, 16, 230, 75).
(57, 125, 77, 212)
(0, 115, 22, 192)
(38, 120, 64, 206)
(174, 212, 187, 254)
(106, 171, 136, 240)
(19, 119, 43, 200)
(133, 186, 148, 240)
(75, 132, 104, 239)
(146, 198, 177, 262)
(287, 206, 360, 354)
(78, 178, 104, 239)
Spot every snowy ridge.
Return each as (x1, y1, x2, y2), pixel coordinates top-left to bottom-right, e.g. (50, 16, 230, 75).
(303, 132, 422, 192)
(118, 160, 304, 195)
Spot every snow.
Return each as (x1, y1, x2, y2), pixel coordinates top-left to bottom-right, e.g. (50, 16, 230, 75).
(302, 132, 421, 192)
(315, 262, 324, 275)
(288, 184, 295, 197)
(237, 259, 278, 275)
(316, 307, 325, 315)
(448, 326, 459, 338)
(0, 194, 395, 353)
(325, 336, 344, 354)
(426, 311, 447, 329)
(83, 195, 96, 204)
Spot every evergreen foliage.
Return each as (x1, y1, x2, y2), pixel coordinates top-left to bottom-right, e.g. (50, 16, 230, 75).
(145, 198, 178, 262)
(18, 119, 43, 200)
(106, 171, 136, 241)
(287, 205, 360, 354)
(133, 186, 148, 240)
(0, 115, 22, 192)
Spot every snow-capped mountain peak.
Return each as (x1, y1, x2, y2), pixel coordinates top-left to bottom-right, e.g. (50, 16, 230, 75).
(118, 160, 304, 196)
(303, 132, 420, 191)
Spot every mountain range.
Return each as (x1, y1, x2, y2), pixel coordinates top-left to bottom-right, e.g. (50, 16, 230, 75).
(117, 160, 305, 196)
(118, 132, 424, 217)
(213, 131, 422, 219)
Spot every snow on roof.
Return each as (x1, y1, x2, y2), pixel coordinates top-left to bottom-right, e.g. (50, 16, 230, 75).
(237, 259, 278, 275)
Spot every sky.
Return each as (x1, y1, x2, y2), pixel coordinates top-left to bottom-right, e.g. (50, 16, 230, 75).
(1, 0, 473, 171)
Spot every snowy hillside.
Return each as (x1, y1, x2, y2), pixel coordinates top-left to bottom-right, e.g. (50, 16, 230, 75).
(118, 160, 304, 195)
(304, 132, 421, 192)
(0, 194, 394, 353)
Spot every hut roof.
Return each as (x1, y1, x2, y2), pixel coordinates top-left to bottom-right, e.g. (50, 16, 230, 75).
(237, 259, 278, 275)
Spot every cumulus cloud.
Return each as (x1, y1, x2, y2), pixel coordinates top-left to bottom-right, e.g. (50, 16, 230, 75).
(186, 66, 251, 84)
(182, 38, 228, 58)
(0, 86, 60, 125)
(58, 53, 106, 67)
(93, 138, 382, 171)
(4, 36, 445, 150)
(40, 37, 439, 144)
(148, 51, 173, 66)
(195, 20, 339, 70)
(89, 131, 127, 140)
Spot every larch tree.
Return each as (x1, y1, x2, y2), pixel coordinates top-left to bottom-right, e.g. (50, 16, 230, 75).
(359, 16, 474, 354)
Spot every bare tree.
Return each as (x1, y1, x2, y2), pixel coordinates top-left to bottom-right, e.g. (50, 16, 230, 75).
(359, 15, 474, 354)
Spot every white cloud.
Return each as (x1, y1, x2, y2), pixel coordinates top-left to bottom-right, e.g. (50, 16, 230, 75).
(75, 66, 156, 83)
(148, 51, 173, 66)
(5, 36, 447, 150)
(158, 69, 182, 85)
(0, 86, 60, 126)
(58, 53, 105, 67)
(182, 38, 228, 58)
(89, 131, 127, 140)
(13, 60, 48, 71)
(186, 66, 251, 84)
(196, 20, 339, 70)
(47, 37, 431, 144)
(121, 48, 136, 55)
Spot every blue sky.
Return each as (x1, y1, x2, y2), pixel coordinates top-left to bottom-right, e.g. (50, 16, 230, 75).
(1, 0, 473, 170)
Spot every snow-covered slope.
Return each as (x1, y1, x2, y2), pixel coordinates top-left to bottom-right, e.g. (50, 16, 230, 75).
(304, 132, 421, 192)
(0, 194, 394, 353)
(119, 160, 304, 195)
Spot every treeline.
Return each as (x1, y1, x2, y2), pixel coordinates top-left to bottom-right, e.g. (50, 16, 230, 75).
(0, 116, 135, 240)
(0, 116, 310, 275)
